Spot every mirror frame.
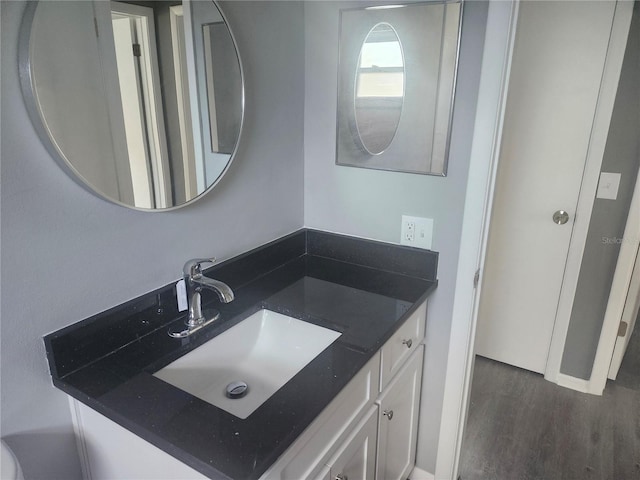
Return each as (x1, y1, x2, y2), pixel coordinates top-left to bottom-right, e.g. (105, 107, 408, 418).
(18, 0, 245, 212)
(336, 1, 463, 177)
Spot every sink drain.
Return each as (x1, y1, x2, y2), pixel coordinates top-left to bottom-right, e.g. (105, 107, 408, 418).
(226, 381, 248, 399)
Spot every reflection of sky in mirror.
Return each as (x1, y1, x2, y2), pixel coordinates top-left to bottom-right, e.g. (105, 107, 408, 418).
(360, 42, 403, 68)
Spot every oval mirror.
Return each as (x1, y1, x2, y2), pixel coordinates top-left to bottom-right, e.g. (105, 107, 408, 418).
(352, 22, 404, 156)
(20, 0, 244, 211)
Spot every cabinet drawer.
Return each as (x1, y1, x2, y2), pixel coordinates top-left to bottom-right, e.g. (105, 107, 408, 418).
(379, 301, 426, 391)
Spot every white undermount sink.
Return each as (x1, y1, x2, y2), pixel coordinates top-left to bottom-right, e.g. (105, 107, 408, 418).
(153, 309, 341, 419)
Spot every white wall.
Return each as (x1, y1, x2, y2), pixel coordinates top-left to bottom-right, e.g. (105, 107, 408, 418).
(304, 1, 488, 472)
(0, 1, 305, 478)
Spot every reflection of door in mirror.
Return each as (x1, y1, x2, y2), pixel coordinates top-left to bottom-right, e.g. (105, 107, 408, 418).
(184, 1, 221, 194)
(203, 22, 243, 156)
(95, 1, 172, 209)
(169, 4, 198, 203)
(186, 1, 241, 189)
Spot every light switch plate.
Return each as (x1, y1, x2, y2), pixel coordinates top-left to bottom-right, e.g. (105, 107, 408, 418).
(401, 215, 433, 249)
(596, 172, 621, 200)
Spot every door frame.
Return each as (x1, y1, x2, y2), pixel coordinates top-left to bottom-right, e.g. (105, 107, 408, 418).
(607, 238, 640, 380)
(435, 1, 634, 478)
(594, 165, 640, 386)
(434, 2, 520, 478)
(169, 4, 199, 200)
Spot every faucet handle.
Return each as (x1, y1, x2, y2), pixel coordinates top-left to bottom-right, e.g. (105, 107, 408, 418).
(183, 258, 216, 279)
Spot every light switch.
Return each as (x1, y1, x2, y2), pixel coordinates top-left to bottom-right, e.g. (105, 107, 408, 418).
(596, 172, 621, 200)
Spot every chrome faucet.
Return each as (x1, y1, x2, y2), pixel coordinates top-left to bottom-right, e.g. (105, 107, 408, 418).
(169, 258, 235, 338)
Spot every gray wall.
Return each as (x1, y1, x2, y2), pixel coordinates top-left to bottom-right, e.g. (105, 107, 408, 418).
(561, 2, 640, 380)
(303, 1, 488, 471)
(0, 2, 305, 478)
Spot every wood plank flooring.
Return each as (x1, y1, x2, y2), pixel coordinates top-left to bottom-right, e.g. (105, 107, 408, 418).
(459, 356, 640, 480)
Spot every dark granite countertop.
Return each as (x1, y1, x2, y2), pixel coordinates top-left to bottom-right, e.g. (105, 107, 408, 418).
(44, 230, 437, 479)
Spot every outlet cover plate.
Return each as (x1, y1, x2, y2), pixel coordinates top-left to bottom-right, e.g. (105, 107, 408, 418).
(401, 215, 433, 249)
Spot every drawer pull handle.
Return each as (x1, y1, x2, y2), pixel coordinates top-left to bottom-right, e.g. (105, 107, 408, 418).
(383, 409, 394, 420)
(402, 338, 413, 348)
(335, 474, 348, 480)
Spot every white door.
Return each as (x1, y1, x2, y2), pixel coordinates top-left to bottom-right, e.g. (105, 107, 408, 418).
(475, 1, 618, 374)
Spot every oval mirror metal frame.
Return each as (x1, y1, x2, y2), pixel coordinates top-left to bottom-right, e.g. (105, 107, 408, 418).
(336, 1, 463, 177)
(351, 22, 405, 156)
(18, 0, 245, 212)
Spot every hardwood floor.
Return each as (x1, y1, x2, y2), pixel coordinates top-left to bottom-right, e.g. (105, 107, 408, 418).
(459, 356, 640, 480)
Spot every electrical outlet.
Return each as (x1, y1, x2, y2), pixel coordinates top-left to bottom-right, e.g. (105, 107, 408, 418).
(405, 220, 415, 242)
(401, 217, 415, 243)
(401, 215, 433, 249)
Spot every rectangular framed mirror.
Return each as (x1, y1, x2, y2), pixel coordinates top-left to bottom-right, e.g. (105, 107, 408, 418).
(336, 2, 462, 176)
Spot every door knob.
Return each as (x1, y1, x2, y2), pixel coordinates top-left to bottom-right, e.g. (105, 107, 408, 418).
(552, 210, 570, 225)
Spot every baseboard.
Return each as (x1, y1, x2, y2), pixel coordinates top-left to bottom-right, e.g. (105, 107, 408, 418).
(410, 465, 435, 480)
(555, 373, 592, 394)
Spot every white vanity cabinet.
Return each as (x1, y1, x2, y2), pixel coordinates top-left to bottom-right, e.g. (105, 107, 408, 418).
(271, 301, 427, 480)
(263, 351, 382, 480)
(313, 345, 425, 480)
(68, 300, 427, 480)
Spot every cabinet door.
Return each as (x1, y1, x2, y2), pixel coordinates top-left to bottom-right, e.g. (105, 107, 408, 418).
(265, 352, 380, 480)
(376, 346, 424, 480)
(326, 405, 378, 480)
